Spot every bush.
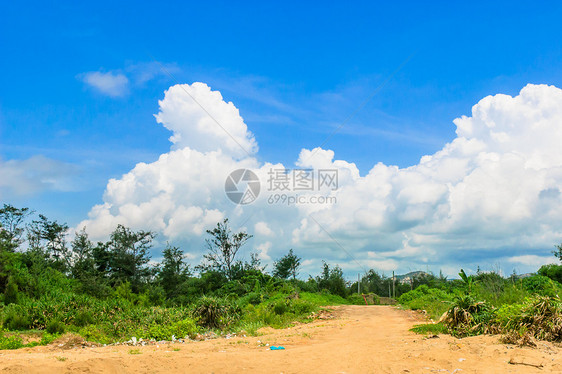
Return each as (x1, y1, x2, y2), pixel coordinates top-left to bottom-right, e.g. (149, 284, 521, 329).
(0, 332, 24, 350)
(494, 295, 562, 342)
(299, 291, 349, 306)
(170, 318, 198, 339)
(247, 292, 263, 306)
(46, 319, 65, 334)
(290, 299, 315, 315)
(78, 325, 111, 344)
(538, 264, 562, 284)
(398, 285, 454, 320)
(3, 276, 19, 305)
(193, 296, 240, 328)
(272, 300, 288, 315)
(3, 309, 30, 331)
(73, 311, 94, 327)
(441, 294, 495, 337)
(144, 318, 198, 340)
(520, 275, 560, 297)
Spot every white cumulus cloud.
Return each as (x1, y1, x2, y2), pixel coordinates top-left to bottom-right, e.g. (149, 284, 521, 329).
(78, 83, 562, 277)
(154, 83, 258, 158)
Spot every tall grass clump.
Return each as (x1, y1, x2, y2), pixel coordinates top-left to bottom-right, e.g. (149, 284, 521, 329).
(439, 294, 495, 336)
(193, 296, 240, 329)
(495, 295, 562, 344)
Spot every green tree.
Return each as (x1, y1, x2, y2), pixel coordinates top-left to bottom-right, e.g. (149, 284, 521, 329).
(0, 204, 31, 252)
(273, 249, 301, 280)
(69, 228, 111, 296)
(27, 214, 69, 270)
(159, 244, 191, 298)
(107, 224, 155, 292)
(201, 219, 252, 280)
(316, 262, 348, 297)
(538, 264, 562, 284)
(70, 228, 95, 278)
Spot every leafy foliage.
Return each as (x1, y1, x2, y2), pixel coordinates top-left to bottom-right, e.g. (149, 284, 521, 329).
(199, 219, 252, 280)
(8, 201, 562, 351)
(193, 296, 240, 328)
(273, 249, 301, 280)
(440, 294, 494, 336)
(538, 264, 562, 284)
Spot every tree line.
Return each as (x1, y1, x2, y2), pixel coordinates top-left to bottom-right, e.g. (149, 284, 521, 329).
(1, 203, 503, 307)
(0, 204, 358, 306)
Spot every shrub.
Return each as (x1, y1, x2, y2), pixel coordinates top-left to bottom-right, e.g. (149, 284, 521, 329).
(520, 275, 560, 297)
(193, 296, 240, 328)
(247, 292, 262, 305)
(46, 319, 65, 334)
(440, 294, 495, 336)
(3, 276, 19, 305)
(77, 325, 111, 344)
(0, 332, 24, 350)
(3, 309, 30, 331)
(398, 285, 454, 319)
(494, 295, 562, 342)
(272, 300, 288, 315)
(299, 291, 349, 306)
(538, 264, 562, 284)
(143, 318, 198, 340)
(73, 311, 94, 327)
(290, 299, 315, 315)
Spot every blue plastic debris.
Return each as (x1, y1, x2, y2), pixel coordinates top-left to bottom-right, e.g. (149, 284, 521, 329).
(270, 346, 285, 350)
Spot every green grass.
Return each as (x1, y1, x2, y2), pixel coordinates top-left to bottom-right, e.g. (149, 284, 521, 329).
(410, 323, 448, 335)
(0, 330, 61, 350)
(299, 292, 349, 306)
(398, 285, 454, 320)
(1, 289, 338, 347)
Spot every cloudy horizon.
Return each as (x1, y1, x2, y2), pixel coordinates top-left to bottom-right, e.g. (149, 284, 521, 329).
(3, 1, 562, 279)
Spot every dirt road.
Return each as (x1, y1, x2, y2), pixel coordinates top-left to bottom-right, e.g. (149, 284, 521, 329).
(1, 305, 560, 373)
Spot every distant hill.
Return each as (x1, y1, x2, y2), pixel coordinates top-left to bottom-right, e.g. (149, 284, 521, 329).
(395, 271, 431, 284)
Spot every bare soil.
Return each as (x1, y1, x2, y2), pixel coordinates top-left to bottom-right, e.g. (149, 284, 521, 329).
(1, 305, 560, 373)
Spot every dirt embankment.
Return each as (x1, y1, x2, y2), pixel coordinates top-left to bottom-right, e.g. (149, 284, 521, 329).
(1, 305, 560, 373)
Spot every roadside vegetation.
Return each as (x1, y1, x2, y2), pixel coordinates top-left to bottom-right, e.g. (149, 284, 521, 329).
(398, 259, 562, 345)
(3, 203, 561, 349)
(0, 204, 367, 350)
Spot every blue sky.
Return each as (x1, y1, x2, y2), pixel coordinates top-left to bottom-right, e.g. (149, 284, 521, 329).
(2, 1, 562, 276)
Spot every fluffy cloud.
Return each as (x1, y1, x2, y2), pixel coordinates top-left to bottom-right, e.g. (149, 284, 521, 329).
(154, 83, 258, 158)
(80, 71, 129, 97)
(78, 83, 562, 276)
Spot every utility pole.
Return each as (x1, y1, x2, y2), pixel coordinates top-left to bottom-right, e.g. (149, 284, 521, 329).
(357, 273, 360, 294)
(392, 271, 396, 299)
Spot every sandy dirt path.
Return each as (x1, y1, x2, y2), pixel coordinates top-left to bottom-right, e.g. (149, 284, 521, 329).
(1, 305, 561, 373)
